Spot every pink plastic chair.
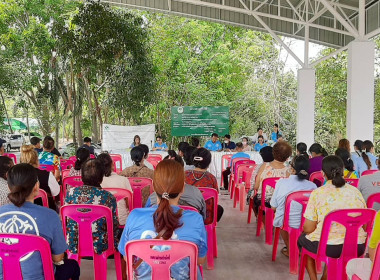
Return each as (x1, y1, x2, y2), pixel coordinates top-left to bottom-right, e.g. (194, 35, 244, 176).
(0, 233, 55, 280)
(272, 191, 312, 274)
(61, 176, 83, 205)
(247, 191, 256, 224)
(109, 154, 123, 173)
(149, 159, 161, 169)
(147, 154, 163, 161)
(90, 154, 96, 159)
(228, 158, 255, 196)
(62, 169, 70, 179)
(60, 159, 74, 170)
(298, 208, 377, 280)
(233, 163, 256, 211)
(256, 177, 281, 245)
(39, 164, 55, 172)
(35, 189, 49, 208)
(367, 193, 380, 209)
(3, 153, 17, 164)
(351, 243, 380, 280)
(309, 171, 324, 187)
(345, 178, 359, 188)
(220, 153, 233, 187)
(361, 170, 379, 176)
(128, 177, 154, 208)
(125, 239, 198, 280)
(198, 187, 218, 270)
(179, 205, 199, 212)
(104, 188, 134, 214)
(61, 204, 122, 280)
(69, 155, 77, 162)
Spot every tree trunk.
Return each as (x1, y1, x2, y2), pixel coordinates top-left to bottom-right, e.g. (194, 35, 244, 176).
(1, 90, 13, 134)
(55, 101, 59, 148)
(82, 73, 98, 143)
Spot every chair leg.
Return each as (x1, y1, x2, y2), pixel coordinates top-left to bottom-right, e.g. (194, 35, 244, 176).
(272, 228, 281, 261)
(298, 251, 307, 280)
(256, 207, 263, 237)
(213, 227, 217, 258)
(289, 230, 300, 274)
(93, 253, 108, 280)
(230, 180, 235, 199)
(206, 226, 214, 270)
(239, 186, 245, 212)
(265, 209, 274, 245)
(114, 252, 122, 280)
(247, 198, 253, 224)
(233, 186, 238, 208)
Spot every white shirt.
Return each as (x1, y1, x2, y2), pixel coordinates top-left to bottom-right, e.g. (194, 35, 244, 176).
(48, 173, 60, 196)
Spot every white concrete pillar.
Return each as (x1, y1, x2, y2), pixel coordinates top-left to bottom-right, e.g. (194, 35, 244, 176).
(297, 68, 316, 148)
(347, 40, 375, 146)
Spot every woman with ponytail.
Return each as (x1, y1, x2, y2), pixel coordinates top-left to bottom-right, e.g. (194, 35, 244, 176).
(118, 160, 207, 280)
(68, 147, 90, 177)
(308, 143, 328, 174)
(270, 155, 317, 257)
(0, 163, 80, 280)
(353, 140, 378, 176)
(335, 148, 359, 179)
(298, 156, 367, 280)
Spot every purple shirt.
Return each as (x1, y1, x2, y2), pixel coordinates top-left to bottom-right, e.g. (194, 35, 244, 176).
(308, 156, 324, 174)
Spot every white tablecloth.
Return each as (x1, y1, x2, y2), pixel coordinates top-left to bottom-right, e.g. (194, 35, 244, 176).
(118, 150, 263, 178)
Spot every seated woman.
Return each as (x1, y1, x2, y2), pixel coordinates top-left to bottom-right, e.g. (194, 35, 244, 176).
(183, 145, 197, 171)
(0, 156, 13, 206)
(242, 137, 252, 152)
(130, 135, 141, 148)
(338, 138, 350, 152)
(346, 210, 380, 280)
(308, 143, 328, 174)
(253, 141, 292, 215)
(0, 163, 80, 280)
(270, 155, 317, 257)
(185, 147, 224, 223)
(20, 145, 60, 211)
(296, 142, 308, 157)
(298, 155, 367, 280)
(118, 160, 207, 280)
(65, 159, 120, 255)
(254, 135, 267, 152)
(335, 148, 359, 179)
(68, 147, 90, 177)
(97, 152, 133, 226)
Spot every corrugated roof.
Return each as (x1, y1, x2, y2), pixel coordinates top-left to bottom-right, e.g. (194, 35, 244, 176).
(102, 0, 380, 48)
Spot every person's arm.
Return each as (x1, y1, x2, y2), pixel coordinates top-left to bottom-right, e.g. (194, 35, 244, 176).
(198, 256, 206, 265)
(52, 253, 64, 263)
(163, 143, 168, 151)
(302, 191, 318, 234)
(303, 219, 317, 234)
(253, 164, 266, 190)
(48, 172, 60, 196)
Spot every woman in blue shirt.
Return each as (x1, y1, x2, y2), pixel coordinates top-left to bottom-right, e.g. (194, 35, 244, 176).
(118, 160, 207, 280)
(254, 135, 267, 151)
(130, 135, 141, 148)
(271, 123, 282, 143)
(152, 136, 168, 151)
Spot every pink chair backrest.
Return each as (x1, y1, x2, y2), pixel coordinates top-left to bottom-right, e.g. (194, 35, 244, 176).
(309, 171, 324, 187)
(178, 205, 198, 212)
(69, 156, 77, 162)
(367, 193, 380, 209)
(147, 154, 163, 161)
(230, 157, 251, 173)
(39, 164, 55, 172)
(361, 170, 379, 176)
(3, 153, 17, 164)
(149, 159, 160, 170)
(125, 239, 198, 280)
(235, 162, 256, 186)
(317, 209, 376, 261)
(369, 243, 380, 280)
(35, 189, 49, 208)
(282, 191, 312, 232)
(221, 154, 233, 171)
(61, 204, 114, 257)
(345, 178, 359, 188)
(60, 159, 74, 170)
(110, 154, 123, 172)
(62, 176, 83, 204)
(128, 177, 154, 208)
(62, 169, 70, 179)
(261, 177, 280, 208)
(198, 187, 218, 226)
(104, 188, 133, 212)
(0, 233, 55, 280)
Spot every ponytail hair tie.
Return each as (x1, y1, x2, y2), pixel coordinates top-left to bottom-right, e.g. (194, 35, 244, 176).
(299, 170, 308, 176)
(161, 192, 170, 200)
(193, 156, 203, 161)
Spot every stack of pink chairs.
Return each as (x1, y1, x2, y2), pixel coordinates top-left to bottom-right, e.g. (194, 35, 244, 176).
(128, 177, 154, 208)
(272, 191, 312, 274)
(61, 176, 83, 205)
(233, 163, 256, 212)
(3, 153, 17, 164)
(298, 208, 376, 280)
(256, 177, 281, 245)
(220, 154, 233, 188)
(228, 158, 254, 196)
(110, 154, 123, 173)
(198, 187, 218, 270)
(309, 171, 324, 187)
(61, 204, 122, 280)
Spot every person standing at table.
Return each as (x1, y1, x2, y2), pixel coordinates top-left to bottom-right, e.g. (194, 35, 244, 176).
(204, 133, 222, 152)
(251, 127, 268, 145)
(254, 135, 268, 152)
(152, 136, 168, 151)
(222, 134, 236, 152)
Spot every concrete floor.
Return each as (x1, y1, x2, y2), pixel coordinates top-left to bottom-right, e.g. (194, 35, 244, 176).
(80, 191, 301, 280)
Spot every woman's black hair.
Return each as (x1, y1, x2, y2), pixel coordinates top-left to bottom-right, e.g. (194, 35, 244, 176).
(74, 147, 90, 170)
(309, 143, 328, 157)
(0, 156, 14, 180)
(164, 150, 184, 166)
(178, 142, 189, 154)
(335, 148, 354, 172)
(296, 142, 308, 157)
(81, 159, 105, 186)
(363, 140, 374, 153)
(322, 155, 346, 188)
(191, 137, 200, 147)
(260, 146, 274, 162)
(133, 135, 141, 145)
(7, 163, 38, 207)
(192, 148, 212, 169)
(139, 144, 149, 159)
(291, 155, 310, 180)
(130, 146, 145, 166)
(274, 123, 279, 139)
(97, 153, 113, 177)
(183, 146, 197, 165)
(360, 140, 374, 170)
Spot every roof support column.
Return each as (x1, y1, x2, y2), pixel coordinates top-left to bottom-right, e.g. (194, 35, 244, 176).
(297, 68, 315, 148)
(347, 40, 375, 147)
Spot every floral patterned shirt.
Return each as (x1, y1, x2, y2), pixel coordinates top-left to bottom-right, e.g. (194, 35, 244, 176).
(68, 167, 81, 177)
(38, 151, 60, 171)
(185, 170, 218, 225)
(64, 185, 119, 254)
(304, 181, 367, 244)
(257, 162, 290, 201)
(0, 177, 10, 206)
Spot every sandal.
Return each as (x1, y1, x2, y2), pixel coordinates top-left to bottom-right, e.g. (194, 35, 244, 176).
(281, 247, 289, 258)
